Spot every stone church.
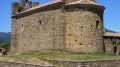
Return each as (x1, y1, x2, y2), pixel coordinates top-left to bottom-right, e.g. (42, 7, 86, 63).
(11, 0, 120, 54)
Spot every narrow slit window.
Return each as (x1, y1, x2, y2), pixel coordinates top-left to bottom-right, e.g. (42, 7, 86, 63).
(22, 24, 23, 27)
(91, 25, 93, 27)
(81, 34, 82, 36)
(81, 26, 83, 28)
(21, 24, 24, 31)
(96, 20, 101, 29)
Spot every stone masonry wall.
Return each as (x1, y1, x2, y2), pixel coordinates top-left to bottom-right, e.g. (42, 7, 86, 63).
(64, 0, 79, 4)
(0, 61, 53, 67)
(104, 36, 120, 54)
(0, 59, 120, 67)
(65, 4, 104, 53)
(11, 3, 65, 53)
(11, 2, 105, 53)
(52, 59, 120, 67)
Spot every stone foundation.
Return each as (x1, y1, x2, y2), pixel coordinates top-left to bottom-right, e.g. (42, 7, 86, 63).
(0, 61, 53, 67)
(0, 59, 120, 67)
(52, 59, 120, 67)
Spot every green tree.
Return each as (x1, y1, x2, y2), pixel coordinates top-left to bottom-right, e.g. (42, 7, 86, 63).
(12, 0, 40, 14)
(32, 2, 39, 7)
(0, 38, 4, 43)
(27, 1, 33, 8)
(12, 2, 20, 15)
(0, 42, 10, 50)
(117, 42, 120, 45)
(20, 0, 28, 8)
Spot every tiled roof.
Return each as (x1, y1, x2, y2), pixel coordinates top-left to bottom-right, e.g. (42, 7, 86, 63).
(12, 0, 63, 18)
(104, 32, 120, 37)
(67, 0, 100, 5)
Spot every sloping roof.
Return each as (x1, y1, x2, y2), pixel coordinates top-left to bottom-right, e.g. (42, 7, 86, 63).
(67, 0, 100, 5)
(12, 0, 63, 18)
(105, 29, 117, 33)
(104, 32, 120, 37)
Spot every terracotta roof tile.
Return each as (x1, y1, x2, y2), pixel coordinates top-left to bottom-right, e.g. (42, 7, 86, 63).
(104, 32, 120, 37)
(67, 0, 100, 5)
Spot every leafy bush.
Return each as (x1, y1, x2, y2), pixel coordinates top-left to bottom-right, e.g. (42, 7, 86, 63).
(0, 42, 10, 50)
(117, 42, 120, 45)
(112, 42, 120, 46)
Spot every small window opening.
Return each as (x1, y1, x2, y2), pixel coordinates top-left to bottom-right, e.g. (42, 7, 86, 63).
(96, 20, 101, 29)
(91, 25, 93, 27)
(75, 40, 77, 42)
(81, 34, 82, 36)
(22, 24, 23, 27)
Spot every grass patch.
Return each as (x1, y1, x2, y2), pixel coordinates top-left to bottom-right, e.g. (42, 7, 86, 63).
(0, 53, 51, 65)
(0, 50, 120, 64)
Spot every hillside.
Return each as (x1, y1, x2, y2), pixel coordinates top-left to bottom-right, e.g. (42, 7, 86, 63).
(105, 29, 117, 33)
(0, 32, 11, 42)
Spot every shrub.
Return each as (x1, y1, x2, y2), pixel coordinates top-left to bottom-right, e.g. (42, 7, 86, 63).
(112, 42, 120, 46)
(117, 42, 120, 45)
(0, 42, 10, 50)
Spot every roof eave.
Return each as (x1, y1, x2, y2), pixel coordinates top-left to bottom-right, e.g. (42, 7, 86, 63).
(11, 0, 64, 18)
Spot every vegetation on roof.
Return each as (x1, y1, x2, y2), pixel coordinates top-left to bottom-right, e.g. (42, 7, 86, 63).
(12, 0, 40, 15)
